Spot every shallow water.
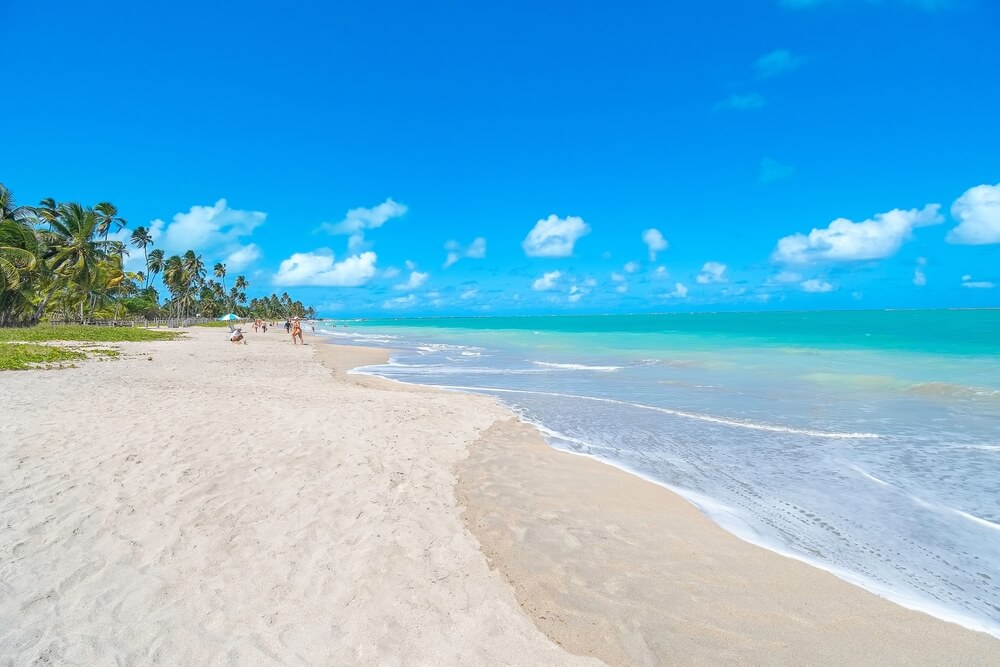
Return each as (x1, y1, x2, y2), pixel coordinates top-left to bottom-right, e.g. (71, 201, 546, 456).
(320, 310, 1000, 637)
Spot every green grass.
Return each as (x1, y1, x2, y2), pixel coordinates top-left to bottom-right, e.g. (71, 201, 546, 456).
(87, 348, 120, 357)
(0, 343, 87, 370)
(0, 324, 180, 343)
(195, 320, 236, 328)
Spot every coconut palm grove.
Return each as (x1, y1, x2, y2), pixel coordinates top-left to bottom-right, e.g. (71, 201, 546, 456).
(0, 182, 315, 326)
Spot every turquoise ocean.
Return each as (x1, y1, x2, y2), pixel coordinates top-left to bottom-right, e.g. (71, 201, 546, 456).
(319, 310, 1000, 637)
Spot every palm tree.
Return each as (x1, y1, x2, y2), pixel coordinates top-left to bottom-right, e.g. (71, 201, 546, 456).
(146, 248, 165, 287)
(0, 218, 39, 325)
(182, 250, 206, 285)
(234, 275, 248, 292)
(162, 254, 186, 296)
(33, 202, 113, 321)
(37, 197, 58, 228)
(95, 201, 127, 240)
(130, 226, 154, 285)
(213, 262, 227, 294)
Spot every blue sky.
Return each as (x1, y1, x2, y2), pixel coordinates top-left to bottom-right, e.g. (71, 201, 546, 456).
(6, 0, 999, 316)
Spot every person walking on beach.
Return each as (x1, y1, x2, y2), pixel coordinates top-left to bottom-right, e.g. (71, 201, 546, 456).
(284, 319, 291, 334)
(291, 317, 304, 345)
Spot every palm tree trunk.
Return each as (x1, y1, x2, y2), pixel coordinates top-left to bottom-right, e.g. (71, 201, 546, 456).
(31, 282, 61, 325)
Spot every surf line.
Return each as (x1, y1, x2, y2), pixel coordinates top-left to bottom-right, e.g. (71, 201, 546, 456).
(432, 384, 884, 439)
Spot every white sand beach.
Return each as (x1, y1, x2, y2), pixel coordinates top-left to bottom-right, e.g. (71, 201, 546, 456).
(2, 328, 997, 664)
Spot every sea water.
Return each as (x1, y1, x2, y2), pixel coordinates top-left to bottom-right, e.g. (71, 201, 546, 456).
(319, 310, 1000, 637)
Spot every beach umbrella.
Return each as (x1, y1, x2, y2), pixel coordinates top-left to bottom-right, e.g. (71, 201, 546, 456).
(218, 313, 239, 321)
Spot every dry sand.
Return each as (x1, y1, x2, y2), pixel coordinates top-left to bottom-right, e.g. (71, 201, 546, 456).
(0, 328, 594, 665)
(1, 327, 996, 665)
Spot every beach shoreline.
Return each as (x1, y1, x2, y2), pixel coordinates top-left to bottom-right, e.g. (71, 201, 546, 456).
(319, 340, 1000, 663)
(2, 328, 996, 664)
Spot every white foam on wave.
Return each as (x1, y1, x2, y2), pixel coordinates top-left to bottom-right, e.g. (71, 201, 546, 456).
(952, 509, 1000, 533)
(377, 361, 554, 376)
(906, 493, 1000, 533)
(431, 384, 883, 439)
(531, 361, 623, 372)
(852, 465, 891, 487)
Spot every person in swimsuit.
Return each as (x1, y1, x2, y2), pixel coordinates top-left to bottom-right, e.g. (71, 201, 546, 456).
(291, 317, 304, 345)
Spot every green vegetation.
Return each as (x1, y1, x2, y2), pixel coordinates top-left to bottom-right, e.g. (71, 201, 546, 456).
(195, 320, 235, 327)
(85, 348, 119, 357)
(0, 343, 85, 370)
(1, 181, 316, 327)
(0, 324, 178, 343)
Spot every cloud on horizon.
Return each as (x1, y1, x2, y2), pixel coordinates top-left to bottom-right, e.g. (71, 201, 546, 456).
(444, 236, 487, 268)
(140, 199, 265, 271)
(274, 249, 378, 287)
(947, 182, 1000, 245)
(773, 204, 943, 264)
(642, 228, 668, 261)
(801, 278, 836, 292)
(697, 261, 729, 284)
(523, 215, 590, 257)
(532, 270, 562, 291)
(317, 198, 407, 252)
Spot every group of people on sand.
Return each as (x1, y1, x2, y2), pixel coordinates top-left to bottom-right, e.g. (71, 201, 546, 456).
(231, 316, 311, 345)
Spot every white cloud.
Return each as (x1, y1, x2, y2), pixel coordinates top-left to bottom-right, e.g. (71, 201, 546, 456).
(668, 283, 688, 298)
(383, 294, 417, 309)
(532, 270, 562, 291)
(642, 228, 668, 260)
(623, 261, 640, 274)
(148, 198, 265, 258)
(654, 266, 669, 278)
(770, 270, 802, 284)
(273, 250, 378, 287)
(715, 93, 765, 111)
(523, 215, 590, 257)
(405, 259, 417, 271)
(801, 278, 835, 293)
(320, 198, 407, 235)
(318, 198, 407, 252)
(394, 271, 429, 291)
(610, 272, 626, 282)
(772, 204, 942, 264)
(616, 284, 628, 294)
(696, 261, 728, 284)
(755, 49, 805, 78)
(225, 243, 261, 271)
(444, 237, 487, 268)
(947, 182, 1000, 245)
(460, 288, 478, 300)
(568, 285, 588, 303)
(961, 275, 995, 289)
(382, 267, 401, 279)
(913, 268, 927, 287)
